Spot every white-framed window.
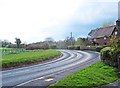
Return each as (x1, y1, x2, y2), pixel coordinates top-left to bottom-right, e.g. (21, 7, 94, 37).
(115, 31, 118, 35)
(104, 37, 107, 40)
(93, 38, 96, 41)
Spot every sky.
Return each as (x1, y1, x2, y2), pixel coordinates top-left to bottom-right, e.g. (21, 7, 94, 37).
(0, 0, 119, 43)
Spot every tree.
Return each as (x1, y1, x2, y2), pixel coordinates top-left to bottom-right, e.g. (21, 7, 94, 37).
(26, 42, 49, 50)
(2, 40, 9, 47)
(56, 40, 67, 49)
(15, 38, 21, 48)
(64, 36, 75, 46)
(110, 36, 120, 49)
(44, 37, 56, 49)
(75, 38, 88, 46)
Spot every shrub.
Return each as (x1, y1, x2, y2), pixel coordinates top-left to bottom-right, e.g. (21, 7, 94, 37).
(26, 43, 49, 50)
(67, 45, 75, 50)
(74, 45, 80, 50)
(109, 48, 120, 67)
(100, 47, 112, 65)
(82, 46, 104, 52)
(96, 46, 106, 52)
(67, 45, 80, 50)
(80, 45, 88, 50)
(67, 45, 104, 52)
(100, 36, 120, 67)
(100, 47, 120, 67)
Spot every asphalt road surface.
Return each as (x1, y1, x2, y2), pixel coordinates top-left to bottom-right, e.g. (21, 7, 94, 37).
(2, 50, 100, 88)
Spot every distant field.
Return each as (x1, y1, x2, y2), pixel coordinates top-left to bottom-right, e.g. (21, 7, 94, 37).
(2, 48, 61, 68)
(2, 48, 32, 56)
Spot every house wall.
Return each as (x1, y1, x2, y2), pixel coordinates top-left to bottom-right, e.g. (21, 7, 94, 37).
(116, 36, 120, 40)
(95, 37, 111, 45)
(94, 36, 120, 46)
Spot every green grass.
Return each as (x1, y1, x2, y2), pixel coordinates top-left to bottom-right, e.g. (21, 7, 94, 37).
(2, 49, 61, 68)
(49, 62, 119, 88)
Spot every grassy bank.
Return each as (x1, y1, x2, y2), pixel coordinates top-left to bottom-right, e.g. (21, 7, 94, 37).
(2, 49, 60, 68)
(49, 62, 119, 87)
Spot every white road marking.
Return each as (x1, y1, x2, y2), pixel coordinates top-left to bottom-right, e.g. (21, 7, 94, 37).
(14, 70, 66, 87)
(44, 78, 53, 82)
(15, 76, 44, 86)
(38, 77, 44, 79)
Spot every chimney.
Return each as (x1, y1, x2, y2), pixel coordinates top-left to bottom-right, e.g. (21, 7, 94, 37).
(116, 1, 120, 29)
(116, 20, 120, 29)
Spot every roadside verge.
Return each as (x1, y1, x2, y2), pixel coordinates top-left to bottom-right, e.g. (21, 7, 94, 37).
(49, 62, 119, 88)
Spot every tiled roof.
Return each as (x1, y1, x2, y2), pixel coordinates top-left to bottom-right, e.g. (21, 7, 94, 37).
(91, 25, 115, 38)
(88, 29, 97, 36)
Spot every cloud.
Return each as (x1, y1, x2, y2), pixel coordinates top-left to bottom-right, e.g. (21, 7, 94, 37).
(63, 1, 118, 38)
(0, 0, 118, 43)
(71, 2, 118, 25)
(0, 0, 83, 43)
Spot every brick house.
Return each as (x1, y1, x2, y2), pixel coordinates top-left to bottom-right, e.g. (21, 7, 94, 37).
(88, 20, 120, 45)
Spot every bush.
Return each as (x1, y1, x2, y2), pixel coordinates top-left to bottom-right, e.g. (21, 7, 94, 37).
(100, 36, 120, 68)
(26, 43, 49, 50)
(74, 45, 80, 50)
(100, 47, 112, 65)
(67, 45, 80, 50)
(80, 46, 104, 52)
(96, 46, 106, 52)
(100, 47, 120, 67)
(67, 45, 104, 52)
(67, 45, 75, 50)
(110, 49, 120, 67)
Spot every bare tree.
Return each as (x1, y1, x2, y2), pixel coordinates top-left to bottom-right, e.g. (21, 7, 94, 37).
(56, 40, 67, 49)
(64, 36, 75, 46)
(15, 38, 21, 48)
(44, 37, 56, 49)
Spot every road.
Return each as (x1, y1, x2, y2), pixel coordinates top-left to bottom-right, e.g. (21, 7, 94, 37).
(2, 50, 100, 88)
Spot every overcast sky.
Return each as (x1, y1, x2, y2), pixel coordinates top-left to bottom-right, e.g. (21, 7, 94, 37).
(0, 0, 119, 43)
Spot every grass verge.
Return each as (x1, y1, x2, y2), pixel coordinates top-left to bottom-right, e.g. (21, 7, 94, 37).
(49, 62, 119, 88)
(2, 49, 61, 68)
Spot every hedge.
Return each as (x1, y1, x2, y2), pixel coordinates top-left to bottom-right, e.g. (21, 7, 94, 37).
(67, 45, 105, 52)
(100, 47, 120, 67)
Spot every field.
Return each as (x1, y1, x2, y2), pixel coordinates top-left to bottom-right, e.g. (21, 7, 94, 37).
(1, 48, 61, 68)
(49, 62, 119, 87)
(1, 48, 33, 56)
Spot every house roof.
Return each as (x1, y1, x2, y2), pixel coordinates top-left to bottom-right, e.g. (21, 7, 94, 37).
(91, 25, 115, 39)
(88, 29, 97, 36)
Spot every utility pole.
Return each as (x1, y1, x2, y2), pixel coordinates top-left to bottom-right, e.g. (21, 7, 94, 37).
(118, 1, 120, 20)
(70, 32, 72, 45)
